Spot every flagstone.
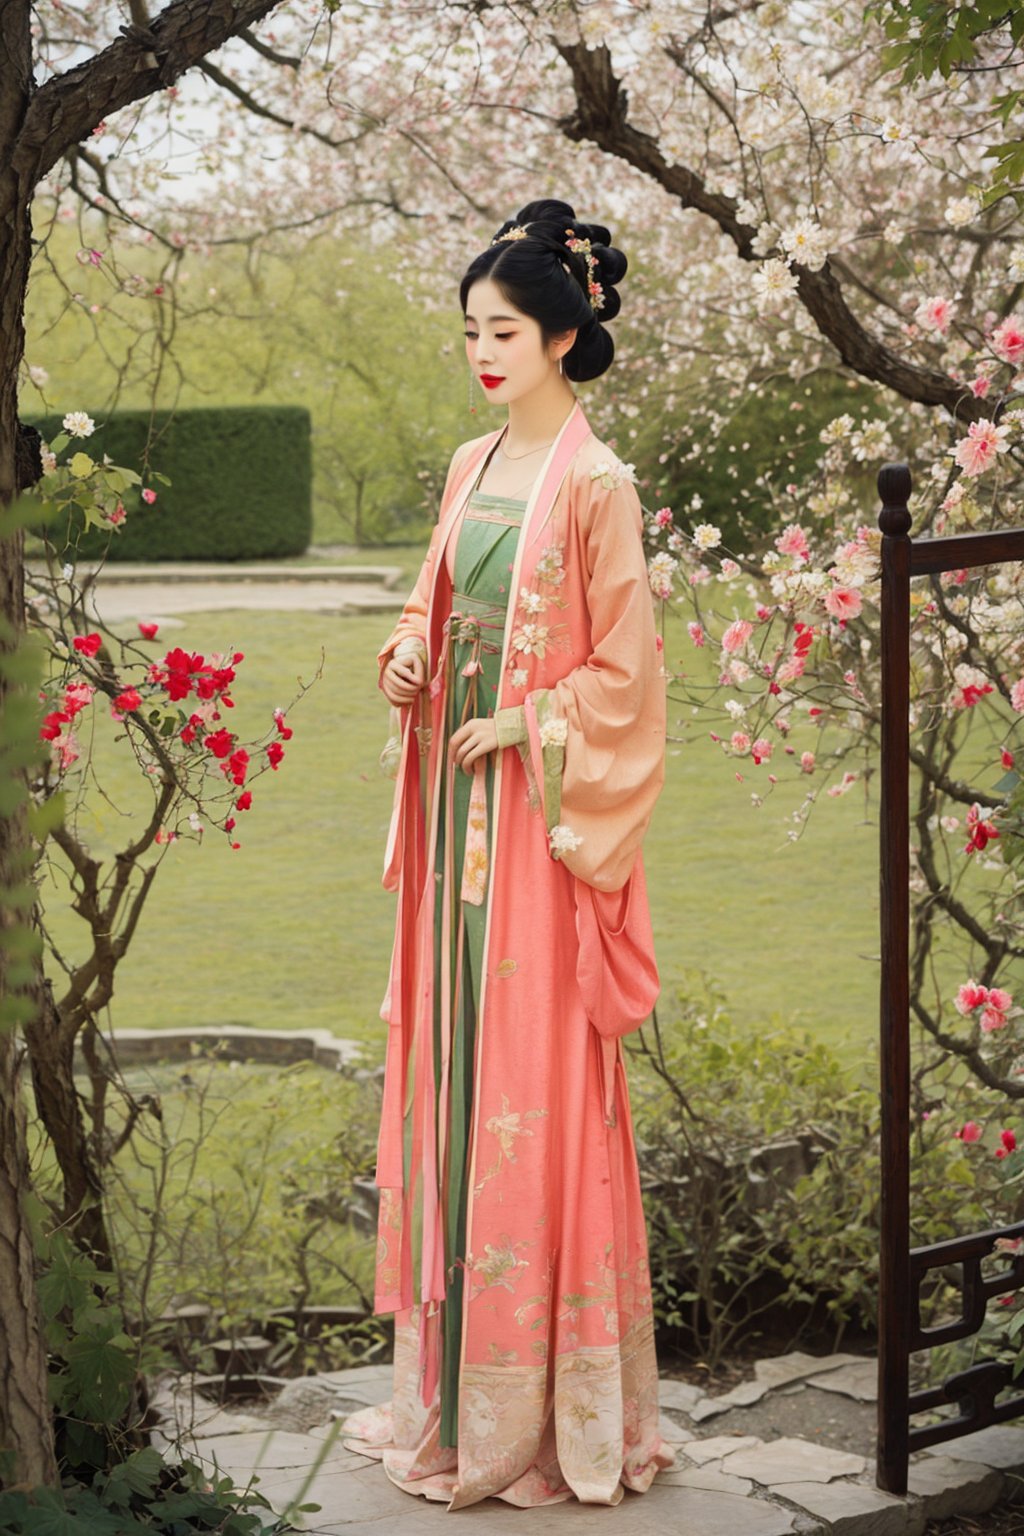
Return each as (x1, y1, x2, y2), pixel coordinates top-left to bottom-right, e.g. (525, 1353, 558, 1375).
(904, 1453, 1006, 1519)
(724, 1435, 868, 1482)
(773, 1478, 914, 1535)
(808, 1362, 878, 1402)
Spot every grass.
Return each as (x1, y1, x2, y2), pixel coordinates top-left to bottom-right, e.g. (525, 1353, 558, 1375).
(36, 593, 893, 1082)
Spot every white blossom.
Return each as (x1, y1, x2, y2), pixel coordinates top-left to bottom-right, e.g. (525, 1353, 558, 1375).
(549, 823, 583, 857)
(648, 552, 678, 599)
(752, 258, 799, 313)
(692, 522, 722, 550)
(944, 195, 980, 228)
(62, 411, 95, 437)
(539, 717, 568, 749)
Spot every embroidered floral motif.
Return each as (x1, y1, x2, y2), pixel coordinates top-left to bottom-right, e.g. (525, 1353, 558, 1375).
(468, 1234, 531, 1296)
(510, 667, 529, 689)
(475, 1092, 548, 1193)
(534, 543, 566, 585)
(374, 1186, 403, 1303)
(589, 457, 637, 490)
(549, 823, 583, 858)
(518, 587, 546, 616)
(539, 716, 568, 749)
(511, 622, 551, 658)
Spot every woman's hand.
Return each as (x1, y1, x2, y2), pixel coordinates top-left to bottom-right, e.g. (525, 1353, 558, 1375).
(449, 716, 499, 774)
(382, 650, 427, 706)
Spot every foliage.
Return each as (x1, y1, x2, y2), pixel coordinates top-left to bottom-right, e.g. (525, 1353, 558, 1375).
(627, 975, 1020, 1369)
(75, 1051, 389, 1363)
(24, 407, 312, 563)
(638, 384, 1023, 1105)
(22, 223, 467, 549)
(867, 0, 1024, 207)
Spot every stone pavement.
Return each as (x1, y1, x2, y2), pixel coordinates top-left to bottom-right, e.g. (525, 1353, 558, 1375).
(148, 1356, 1024, 1535)
(24, 553, 409, 623)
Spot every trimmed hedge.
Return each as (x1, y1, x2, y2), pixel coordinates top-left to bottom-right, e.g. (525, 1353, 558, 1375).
(23, 406, 312, 562)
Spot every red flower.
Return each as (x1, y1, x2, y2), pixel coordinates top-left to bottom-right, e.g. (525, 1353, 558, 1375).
(224, 817, 236, 832)
(1001, 1128, 1017, 1153)
(964, 802, 999, 855)
(222, 747, 249, 786)
(1003, 749, 1015, 770)
(205, 728, 235, 758)
(266, 741, 285, 769)
(113, 687, 142, 713)
(73, 632, 102, 657)
(236, 791, 252, 811)
(39, 709, 70, 740)
(138, 622, 160, 639)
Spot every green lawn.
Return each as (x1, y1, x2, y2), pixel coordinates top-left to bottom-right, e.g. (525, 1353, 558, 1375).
(39, 603, 883, 1079)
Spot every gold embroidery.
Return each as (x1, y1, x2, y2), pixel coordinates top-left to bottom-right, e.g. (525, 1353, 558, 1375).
(474, 1093, 548, 1194)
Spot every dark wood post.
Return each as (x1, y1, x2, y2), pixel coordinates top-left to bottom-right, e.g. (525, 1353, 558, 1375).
(876, 462, 913, 1495)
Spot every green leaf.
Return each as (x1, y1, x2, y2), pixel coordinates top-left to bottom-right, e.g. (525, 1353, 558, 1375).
(69, 453, 95, 479)
(63, 1328, 136, 1420)
(106, 1446, 164, 1498)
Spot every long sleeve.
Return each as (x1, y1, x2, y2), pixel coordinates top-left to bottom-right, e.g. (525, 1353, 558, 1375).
(524, 470, 666, 892)
(376, 443, 470, 689)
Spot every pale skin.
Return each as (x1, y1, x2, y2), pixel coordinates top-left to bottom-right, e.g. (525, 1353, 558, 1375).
(381, 273, 578, 774)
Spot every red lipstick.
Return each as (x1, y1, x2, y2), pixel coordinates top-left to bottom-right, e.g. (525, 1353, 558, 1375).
(480, 375, 505, 389)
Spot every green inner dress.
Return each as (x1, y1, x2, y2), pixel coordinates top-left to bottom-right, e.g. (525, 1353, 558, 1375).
(433, 471, 527, 1449)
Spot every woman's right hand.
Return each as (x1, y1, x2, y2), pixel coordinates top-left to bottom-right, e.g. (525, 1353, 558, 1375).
(382, 650, 427, 706)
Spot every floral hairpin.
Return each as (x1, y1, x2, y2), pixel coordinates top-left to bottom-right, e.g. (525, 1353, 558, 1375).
(491, 225, 530, 244)
(564, 228, 605, 312)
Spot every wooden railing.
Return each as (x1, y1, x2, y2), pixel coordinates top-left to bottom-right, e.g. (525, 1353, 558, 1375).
(876, 461, 1024, 1493)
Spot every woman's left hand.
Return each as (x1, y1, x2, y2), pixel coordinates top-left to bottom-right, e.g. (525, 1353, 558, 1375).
(449, 716, 499, 774)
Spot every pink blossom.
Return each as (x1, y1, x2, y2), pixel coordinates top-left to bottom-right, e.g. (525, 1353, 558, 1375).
(969, 376, 991, 399)
(687, 621, 705, 648)
(654, 506, 673, 528)
(751, 737, 772, 764)
(955, 980, 989, 1016)
(720, 558, 741, 578)
(721, 619, 754, 654)
(915, 295, 951, 335)
(956, 1121, 983, 1143)
(990, 315, 1024, 365)
(823, 584, 863, 620)
(990, 988, 1014, 1013)
(800, 751, 816, 773)
(1011, 679, 1024, 713)
(980, 1005, 1009, 1033)
(729, 731, 751, 754)
(141, 487, 158, 504)
(953, 418, 1010, 477)
(775, 524, 809, 561)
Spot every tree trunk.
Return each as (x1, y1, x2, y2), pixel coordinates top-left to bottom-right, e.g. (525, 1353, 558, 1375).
(0, 5, 60, 1490)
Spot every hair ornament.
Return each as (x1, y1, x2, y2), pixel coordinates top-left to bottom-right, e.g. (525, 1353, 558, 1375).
(491, 224, 531, 243)
(490, 220, 606, 312)
(564, 227, 605, 312)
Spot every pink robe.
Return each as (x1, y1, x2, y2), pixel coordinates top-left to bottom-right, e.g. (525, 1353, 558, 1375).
(341, 397, 676, 1507)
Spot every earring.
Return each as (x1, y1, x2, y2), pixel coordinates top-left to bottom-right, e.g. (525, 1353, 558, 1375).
(468, 366, 477, 414)
(558, 357, 563, 376)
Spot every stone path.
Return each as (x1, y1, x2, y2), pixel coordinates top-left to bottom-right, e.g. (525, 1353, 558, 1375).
(147, 1356, 1024, 1535)
(25, 553, 408, 624)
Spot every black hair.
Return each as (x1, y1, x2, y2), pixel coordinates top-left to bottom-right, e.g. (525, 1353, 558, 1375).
(458, 198, 628, 383)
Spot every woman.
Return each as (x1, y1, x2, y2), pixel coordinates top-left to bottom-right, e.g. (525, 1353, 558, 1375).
(341, 199, 676, 1508)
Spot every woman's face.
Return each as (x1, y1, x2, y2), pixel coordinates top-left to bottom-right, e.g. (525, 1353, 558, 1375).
(464, 276, 574, 403)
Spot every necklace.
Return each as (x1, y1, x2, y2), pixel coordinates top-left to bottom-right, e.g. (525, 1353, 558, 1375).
(500, 438, 554, 461)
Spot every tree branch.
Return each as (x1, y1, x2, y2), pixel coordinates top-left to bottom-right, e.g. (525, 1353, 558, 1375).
(552, 40, 1003, 425)
(10, 0, 285, 191)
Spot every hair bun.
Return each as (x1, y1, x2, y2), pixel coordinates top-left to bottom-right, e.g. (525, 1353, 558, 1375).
(463, 197, 628, 382)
